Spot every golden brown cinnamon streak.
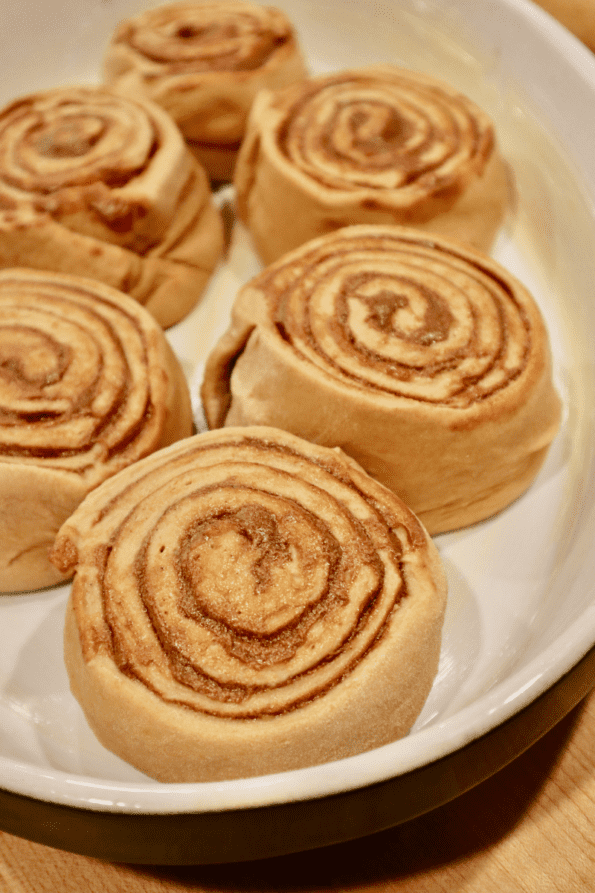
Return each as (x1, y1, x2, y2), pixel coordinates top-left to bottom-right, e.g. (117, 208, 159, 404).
(0, 85, 224, 328)
(0, 268, 193, 592)
(233, 64, 510, 263)
(104, 1, 308, 181)
(51, 425, 447, 782)
(201, 225, 562, 535)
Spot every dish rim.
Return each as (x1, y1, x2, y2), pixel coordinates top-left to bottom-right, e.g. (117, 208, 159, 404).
(1, 0, 595, 824)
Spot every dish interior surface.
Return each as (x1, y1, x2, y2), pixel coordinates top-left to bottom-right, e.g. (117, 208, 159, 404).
(1, 0, 595, 816)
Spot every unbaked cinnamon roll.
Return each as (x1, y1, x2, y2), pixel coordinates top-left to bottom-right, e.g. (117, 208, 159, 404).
(202, 225, 562, 534)
(234, 64, 510, 263)
(0, 268, 192, 592)
(51, 426, 447, 782)
(104, 1, 308, 181)
(0, 85, 224, 328)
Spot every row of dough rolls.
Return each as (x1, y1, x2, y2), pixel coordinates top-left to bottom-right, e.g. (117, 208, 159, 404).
(50, 39, 475, 781)
(0, 268, 192, 592)
(102, 4, 511, 260)
(51, 425, 448, 782)
(0, 3, 562, 785)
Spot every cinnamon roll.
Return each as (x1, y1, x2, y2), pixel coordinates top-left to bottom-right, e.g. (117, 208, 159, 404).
(201, 225, 562, 534)
(0, 85, 224, 328)
(0, 268, 192, 592)
(51, 426, 447, 782)
(233, 64, 510, 263)
(104, 1, 308, 181)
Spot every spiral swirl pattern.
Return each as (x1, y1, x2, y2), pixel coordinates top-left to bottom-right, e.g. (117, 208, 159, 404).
(104, 2, 308, 180)
(202, 225, 561, 535)
(0, 268, 190, 480)
(0, 86, 192, 251)
(57, 427, 433, 719)
(264, 228, 530, 408)
(0, 85, 224, 327)
(115, 1, 299, 73)
(234, 65, 509, 262)
(0, 92, 153, 196)
(276, 70, 493, 196)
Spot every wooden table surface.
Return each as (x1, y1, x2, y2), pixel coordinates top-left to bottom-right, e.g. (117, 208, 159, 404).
(1, 684, 594, 893)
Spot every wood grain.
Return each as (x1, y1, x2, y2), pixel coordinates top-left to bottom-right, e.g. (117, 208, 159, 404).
(1, 687, 594, 893)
